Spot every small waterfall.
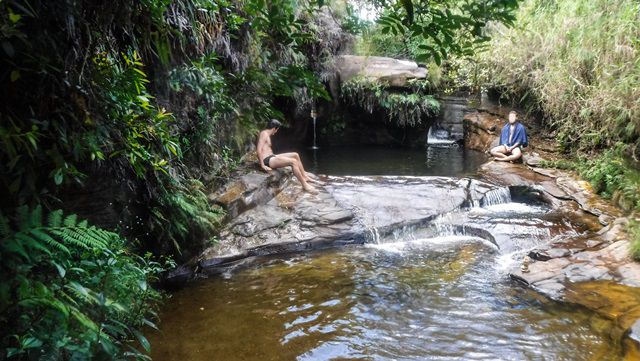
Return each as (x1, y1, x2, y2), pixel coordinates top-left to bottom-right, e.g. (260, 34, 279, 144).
(367, 226, 381, 244)
(310, 114, 319, 150)
(481, 187, 512, 207)
(427, 126, 457, 146)
(312, 117, 318, 149)
(433, 212, 463, 236)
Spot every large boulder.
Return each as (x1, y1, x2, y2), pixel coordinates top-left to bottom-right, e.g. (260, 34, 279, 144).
(335, 55, 427, 87)
(463, 110, 501, 152)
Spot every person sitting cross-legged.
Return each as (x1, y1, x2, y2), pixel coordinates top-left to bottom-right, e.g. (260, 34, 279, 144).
(490, 110, 528, 162)
(256, 119, 319, 194)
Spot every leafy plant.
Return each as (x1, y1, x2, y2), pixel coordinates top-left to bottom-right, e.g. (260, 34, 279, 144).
(373, 0, 519, 65)
(0, 206, 169, 359)
(341, 76, 440, 126)
(629, 220, 640, 261)
(94, 50, 182, 177)
(150, 179, 225, 255)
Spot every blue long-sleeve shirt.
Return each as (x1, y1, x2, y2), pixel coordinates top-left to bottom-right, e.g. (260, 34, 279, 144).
(499, 122, 528, 148)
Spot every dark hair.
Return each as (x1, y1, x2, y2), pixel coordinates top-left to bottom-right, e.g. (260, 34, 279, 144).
(267, 119, 282, 129)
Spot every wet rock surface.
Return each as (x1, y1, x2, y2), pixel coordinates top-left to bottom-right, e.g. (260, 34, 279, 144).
(470, 124, 639, 351)
(197, 174, 506, 272)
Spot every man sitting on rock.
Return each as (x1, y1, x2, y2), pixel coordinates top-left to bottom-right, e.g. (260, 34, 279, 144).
(490, 110, 528, 162)
(257, 119, 318, 194)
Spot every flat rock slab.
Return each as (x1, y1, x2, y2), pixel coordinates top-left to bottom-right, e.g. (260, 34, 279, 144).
(326, 176, 491, 229)
(198, 175, 505, 270)
(199, 177, 361, 269)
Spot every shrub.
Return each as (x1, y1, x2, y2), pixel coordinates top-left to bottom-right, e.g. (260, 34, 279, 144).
(0, 206, 169, 360)
(482, 0, 640, 154)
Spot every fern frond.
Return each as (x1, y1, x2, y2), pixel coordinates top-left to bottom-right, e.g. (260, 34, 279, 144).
(51, 229, 90, 250)
(48, 210, 63, 228)
(91, 227, 118, 244)
(63, 214, 78, 227)
(69, 228, 108, 248)
(30, 229, 70, 254)
(16, 231, 53, 256)
(4, 237, 30, 260)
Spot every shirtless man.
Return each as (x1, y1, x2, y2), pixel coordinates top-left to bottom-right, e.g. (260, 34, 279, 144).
(490, 110, 528, 162)
(257, 119, 318, 193)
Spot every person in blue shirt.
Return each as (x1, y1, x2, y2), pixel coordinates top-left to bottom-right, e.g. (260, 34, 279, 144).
(490, 110, 528, 162)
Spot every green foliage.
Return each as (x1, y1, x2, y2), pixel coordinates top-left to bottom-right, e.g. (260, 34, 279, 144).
(0, 206, 169, 360)
(151, 179, 225, 254)
(94, 50, 182, 177)
(482, 0, 640, 153)
(543, 144, 640, 212)
(355, 19, 422, 60)
(629, 220, 640, 261)
(341, 77, 440, 126)
(370, 0, 519, 65)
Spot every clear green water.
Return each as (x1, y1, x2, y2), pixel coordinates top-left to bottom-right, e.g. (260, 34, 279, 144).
(148, 240, 621, 360)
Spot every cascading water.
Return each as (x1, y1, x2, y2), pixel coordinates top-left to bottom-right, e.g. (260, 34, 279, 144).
(426, 96, 468, 147)
(427, 126, 457, 146)
(480, 187, 512, 207)
(148, 180, 618, 360)
(310, 110, 319, 150)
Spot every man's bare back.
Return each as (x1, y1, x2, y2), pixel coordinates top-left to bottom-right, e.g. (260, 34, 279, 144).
(257, 120, 318, 193)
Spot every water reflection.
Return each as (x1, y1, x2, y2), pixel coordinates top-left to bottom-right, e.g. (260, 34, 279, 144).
(148, 241, 621, 361)
(299, 145, 487, 177)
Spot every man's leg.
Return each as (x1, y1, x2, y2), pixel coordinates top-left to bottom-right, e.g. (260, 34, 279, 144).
(268, 156, 317, 193)
(278, 152, 318, 182)
(490, 145, 508, 160)
(501, 147, 522, 162)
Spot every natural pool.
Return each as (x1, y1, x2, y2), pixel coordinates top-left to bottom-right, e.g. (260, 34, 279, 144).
(148, 239, 620, 360)
(147, 144, 623, 360)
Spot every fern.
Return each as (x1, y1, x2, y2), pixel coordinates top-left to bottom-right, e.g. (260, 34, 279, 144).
(48, 209, 63, 228)
(1, 205, 167, 360)
(63, 214, 78, 227)
(2, 208, 114, 260)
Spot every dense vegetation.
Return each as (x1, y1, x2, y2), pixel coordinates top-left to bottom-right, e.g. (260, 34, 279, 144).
(341, 77, 440, 127)
(337, 0, 518, 133)
(1, 206, 169, 359)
